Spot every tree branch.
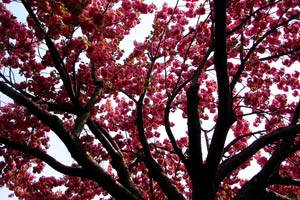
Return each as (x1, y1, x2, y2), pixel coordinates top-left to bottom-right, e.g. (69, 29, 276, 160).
(164, 101, 187, 163)
(135, 99, 185, 200)
(21, 0, 76, 103)
(291, 99, 300, 125)
(86, 120, 144, 199)
(45, 92, 143, 198)
(226, 0, 280, 36)
(234, 188, 293, 200)
(0, 137, 88, 178)
(264, 190, 292, 200)
(45, 101, 144, 198)
(0, 81, 142, 200)
(217, 124, 300, 184)
(161, 15, 214, 170)
(0, 82, 70, 139)
(233, 98, 300, 199)
(205, 0, 235, 186)
(269, 172, 300, 187)
(223, 130, 265, 154)
(186, 83, 204, 200)
(71, 83, 103, 137)
(259, 47, 300, 62)
(230, 13, 300, 91)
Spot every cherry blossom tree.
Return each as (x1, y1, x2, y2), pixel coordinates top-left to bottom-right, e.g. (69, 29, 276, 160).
(1, 0, 300, 199)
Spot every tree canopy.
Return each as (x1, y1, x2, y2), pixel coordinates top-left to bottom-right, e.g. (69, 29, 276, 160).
(1, 0, 300, 199)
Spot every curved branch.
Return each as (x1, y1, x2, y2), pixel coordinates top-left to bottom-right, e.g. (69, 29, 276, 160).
(0, 137, 88, 178)
(135, 99, 184, 200)
(259, 47, 300, 62)
(233, 100, 300, 199)
(269, 173, 300, 187)
(44, 101, 143, 198)
(72, 83, 103, 137)
(163, 45, 214, 168)
(0, 82, 70, 139)
(151, 0, 179, 60)
(226, 0, 281, 36)
(264, 190, 292, 200)
(45, 100, 143, 198)
(230, 12, 300, 91)
(43, 91, 143, 197)
(217, 124, 300, 184)
(223, 130, 265, 154)
(250, 99, 300, 189)
(162, 17, 213, 167)
(21, 0, 76, 103)
(164, 102, 187, 164)
(86, 120, 144, 199)
(235, 188, 293, 200)
(0, 82, 142, 200)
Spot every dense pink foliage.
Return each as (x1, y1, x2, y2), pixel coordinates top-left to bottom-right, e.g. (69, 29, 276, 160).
(0, 0, 300, 199)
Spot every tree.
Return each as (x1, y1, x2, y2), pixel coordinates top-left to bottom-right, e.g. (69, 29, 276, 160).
(0, 0, 300, 199)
